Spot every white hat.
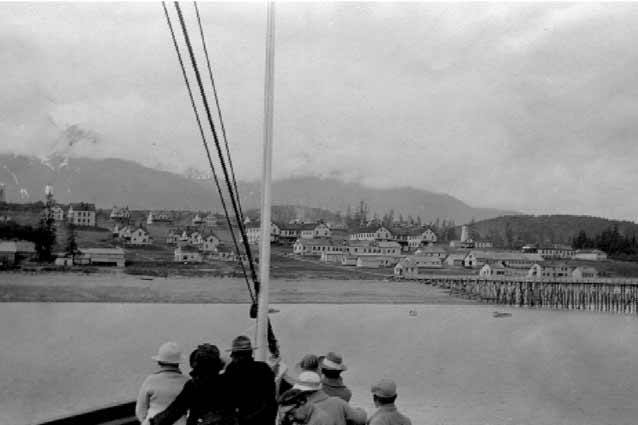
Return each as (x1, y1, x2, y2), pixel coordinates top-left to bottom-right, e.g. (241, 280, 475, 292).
(293, 371, 321, 392)
(152, 342, 183, 364)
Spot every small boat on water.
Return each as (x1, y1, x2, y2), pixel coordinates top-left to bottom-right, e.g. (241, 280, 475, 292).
(492, 311, 512, 318)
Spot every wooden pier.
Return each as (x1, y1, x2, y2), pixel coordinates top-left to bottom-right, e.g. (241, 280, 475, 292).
(414, 275, 638, 314)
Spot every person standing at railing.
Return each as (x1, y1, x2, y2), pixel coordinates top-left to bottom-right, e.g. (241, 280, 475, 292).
(136, 342, 189, 425)
(367, 379, 412, 425)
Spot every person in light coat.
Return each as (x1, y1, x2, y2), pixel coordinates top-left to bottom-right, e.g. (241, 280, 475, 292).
(278, 388, 332, 425)
(136, 342, 189, 425)
(294, 371, 367, 425)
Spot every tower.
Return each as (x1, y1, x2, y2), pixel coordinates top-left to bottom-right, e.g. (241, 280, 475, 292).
(0, 183, 5, 202)
(460, 225, 469, 242)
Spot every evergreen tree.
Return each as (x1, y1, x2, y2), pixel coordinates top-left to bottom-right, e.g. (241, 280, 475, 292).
(35, 191, 57, 262)
(65, 223, 78, 257)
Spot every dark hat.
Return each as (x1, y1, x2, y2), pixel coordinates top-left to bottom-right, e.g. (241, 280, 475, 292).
(371, 379, 397, 398)
(320, 352, 347, 371)
(227, 335, 257, 353)
(295, 354, 320, 374)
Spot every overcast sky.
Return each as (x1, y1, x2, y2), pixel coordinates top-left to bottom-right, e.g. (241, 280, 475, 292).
(2, 2, 638, 219)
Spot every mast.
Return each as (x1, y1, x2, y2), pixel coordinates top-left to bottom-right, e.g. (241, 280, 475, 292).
(256, 0, 276, 362)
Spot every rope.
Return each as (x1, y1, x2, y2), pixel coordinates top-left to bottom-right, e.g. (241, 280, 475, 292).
(173, 2, 260, 295)
(193, 1, 246, 228)
(162, 1, 255, 303)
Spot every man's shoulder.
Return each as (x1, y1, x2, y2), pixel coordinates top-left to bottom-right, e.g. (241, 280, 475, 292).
(369, 409, 412, 425)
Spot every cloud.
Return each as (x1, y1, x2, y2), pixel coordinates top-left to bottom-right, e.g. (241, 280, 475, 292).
(2, 3, 638, 219)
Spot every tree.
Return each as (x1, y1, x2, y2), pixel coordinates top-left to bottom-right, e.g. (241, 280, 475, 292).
(35, 191, 57, 262)
(65, 223, 78, 258)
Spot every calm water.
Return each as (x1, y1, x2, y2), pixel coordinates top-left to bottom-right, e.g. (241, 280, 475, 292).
(2, 302, 638, 425)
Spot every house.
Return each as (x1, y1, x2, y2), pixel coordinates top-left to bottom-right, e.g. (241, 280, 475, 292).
(537, 245, 575, 259)
(356, 255, 397, 268)
(201, 234, 220, 252)
(209, 244, 236, 261)
(110, 206, 130, 220)
(376, 241, 402, 256)
(204, 214, 218, 226)
(474, 240, 494, 249)
(114, 225, 132, 241)
(572, 266, 598, 279)
(54, 256, 74, 266)
(320, 251, 345, 263)
(244, 222, 279, 244)
(464, 250, 544, 269)
(147, 211, 173, 224)
(392, 227, 437, 250)
(293, 239, 347, 256)
(394, 256, 443, 278)
(479, 263, 527, 277)
(527, 263, 572, 279)
(129, 228, 152, 245)
(80, 247, 125, 267)
(189, 232, 205, 246)
(192, 214, 205, 225)
(51, 205, 65, 221)
(340, 255, 358, 266)
(573, 249, 608, 261)
(444, 252, 467, 267)
(179, 230, 189, 243)
(67, 202, 96, 226)
(350, 226, 393, 241)
(279, 222, 331, 243)
(174, 245, 203, 263)
(0, 241, 37, 265)
(166, 230, 179, 245)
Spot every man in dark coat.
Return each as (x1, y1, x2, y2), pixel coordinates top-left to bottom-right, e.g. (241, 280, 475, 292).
(224, 335, 277, 425)
(319, 352, 352, 402)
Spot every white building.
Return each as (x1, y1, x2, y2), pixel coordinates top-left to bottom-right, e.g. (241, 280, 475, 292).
(201, 235, 220, 252)
(394, 255, 443, 278)
(129, 228, 152, 245)
(174, 246, 203, 263)
(464, 250, 544, 269)
(67, 203, 96, 227)
(350, 226, 393, 241)
(573, 249, 608, 261)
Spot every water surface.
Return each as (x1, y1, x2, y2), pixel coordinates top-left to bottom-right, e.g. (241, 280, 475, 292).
(2, 303, 638, 425)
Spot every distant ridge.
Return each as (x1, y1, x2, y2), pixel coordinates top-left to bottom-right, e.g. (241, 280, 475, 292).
(469, 214, 638, 248)
(0, 154, 515, 223)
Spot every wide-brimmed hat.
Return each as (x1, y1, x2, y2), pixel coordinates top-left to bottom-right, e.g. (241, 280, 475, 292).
(292, 371, 322, 392)
(152, 342, 183, 364)
(227, 335, 258, 353)
(320, 352, 347, 371)
(371, 379, 397, 398)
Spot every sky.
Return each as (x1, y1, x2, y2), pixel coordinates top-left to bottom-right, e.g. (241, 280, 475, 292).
(2, 2, 638, 220)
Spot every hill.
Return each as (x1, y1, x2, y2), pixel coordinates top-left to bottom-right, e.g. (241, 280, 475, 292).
(0, 154, 514, 223)
(469, 214, 638, 248)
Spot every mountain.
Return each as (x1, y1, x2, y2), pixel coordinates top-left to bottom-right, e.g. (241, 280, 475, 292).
(0, 154, 514, 223)
(468, 214, 638, 248)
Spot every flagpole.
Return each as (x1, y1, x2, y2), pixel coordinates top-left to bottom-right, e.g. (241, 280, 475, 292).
(256, 0, 276, 362)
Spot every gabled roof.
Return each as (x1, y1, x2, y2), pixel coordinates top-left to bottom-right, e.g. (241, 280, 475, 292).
(352, 225, 391, 234)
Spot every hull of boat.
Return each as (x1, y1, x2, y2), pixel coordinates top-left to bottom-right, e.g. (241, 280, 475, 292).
(37, 401, 138, 425)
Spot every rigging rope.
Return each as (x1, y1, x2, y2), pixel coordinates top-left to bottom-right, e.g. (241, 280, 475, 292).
(172, 1, 280, 358)
(193, 1, 246, 228)
(173, 1, 261, 295)
(162, 1, 255, 303)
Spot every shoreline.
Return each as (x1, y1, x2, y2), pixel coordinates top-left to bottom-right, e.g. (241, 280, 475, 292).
(0, 270, 474, 304)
